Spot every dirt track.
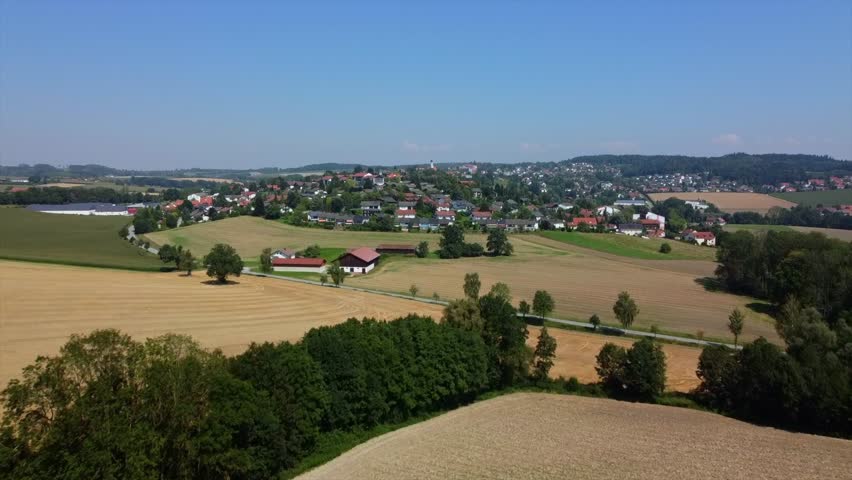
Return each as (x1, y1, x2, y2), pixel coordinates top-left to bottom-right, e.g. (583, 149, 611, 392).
(298, 393, 852, 480)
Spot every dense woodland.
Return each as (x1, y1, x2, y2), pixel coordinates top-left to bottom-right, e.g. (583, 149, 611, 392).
(0, 281, 552, 479)
(572, 153, 852, 184)
(726, 206, 852, 230)
(0, 187, 160, 205)
(704, 229, 852, 436)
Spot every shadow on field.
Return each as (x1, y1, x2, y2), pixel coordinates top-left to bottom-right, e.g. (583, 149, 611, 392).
(201, 279, 241, 286)
(694, 276, 724, 292)
(746, 302, 777, 317)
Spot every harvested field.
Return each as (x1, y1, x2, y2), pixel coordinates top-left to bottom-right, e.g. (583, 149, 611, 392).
(350, 236, 779, 343)
(528, 326, 700, 392)
(299, 393, 852, 480)
(145, 218, 779, 341)
(648, 192, 797, 214)
(0, 261, 443, 391)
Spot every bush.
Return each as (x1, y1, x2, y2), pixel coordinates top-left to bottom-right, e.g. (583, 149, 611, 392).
(461, 242, 484, 257)
(659, 242, 672, 254)
(595, 338, 666, 400)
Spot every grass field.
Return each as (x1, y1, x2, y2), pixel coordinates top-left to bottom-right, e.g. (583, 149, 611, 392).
(0, 260, 445, 391)
(0, 207, 162, 270)
(771, 189, 852, 206)
(538, 231, 716, 260)
(146, 217, 779, 342)
(724, 224, 852, 241)
(648, 192, 797, 214)
(145, 216, 464, 259)
(298, 393, 852, 480)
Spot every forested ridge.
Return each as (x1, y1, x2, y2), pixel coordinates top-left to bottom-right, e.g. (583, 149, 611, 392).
(570, 153, 852, 184)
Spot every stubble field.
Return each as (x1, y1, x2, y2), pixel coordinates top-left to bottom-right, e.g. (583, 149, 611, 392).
(528, 326, 700, 392)
(0, 261, 444, 391)
(648, 192, 797, 213)
(146, 216, 778, 342)
(298, 392, 852, 480)
(351, 236, 778, 342)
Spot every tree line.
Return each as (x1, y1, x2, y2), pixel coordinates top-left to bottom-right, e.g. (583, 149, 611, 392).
(0, 273, 559, 479)
(715, 229, 852, 320)
(0, 186, 158, 205)
(571, 153, 852, 184)
(726, 205, 852, 230)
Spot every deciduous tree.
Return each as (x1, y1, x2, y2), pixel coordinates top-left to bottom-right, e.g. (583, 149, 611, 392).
(203, 244, 243, 283)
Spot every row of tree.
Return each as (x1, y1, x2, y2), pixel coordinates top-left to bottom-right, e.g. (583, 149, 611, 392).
(438, 225, 513, 258)
(695, 301, 851, 436)
(0, 186, 158, 205)
(0, 272, 560, 478)
(726, 205, 852, 230)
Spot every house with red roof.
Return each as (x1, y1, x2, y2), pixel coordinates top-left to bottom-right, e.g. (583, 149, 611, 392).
(396, 209, 416, 219)
(569, 217, 598, 228)
(682, 229, 716, 246)
(337, 247, 380, 275)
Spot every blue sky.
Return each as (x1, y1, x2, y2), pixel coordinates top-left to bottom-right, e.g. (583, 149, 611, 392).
(1, 1, 851, 169)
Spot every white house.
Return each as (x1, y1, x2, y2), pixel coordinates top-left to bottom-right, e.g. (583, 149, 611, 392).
(682, 229, 716, 246)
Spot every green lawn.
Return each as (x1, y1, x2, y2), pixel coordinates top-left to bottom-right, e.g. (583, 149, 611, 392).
(0, 207, 164, 270)
(770, 189, 852, 207)
(538, 231, 716, 261)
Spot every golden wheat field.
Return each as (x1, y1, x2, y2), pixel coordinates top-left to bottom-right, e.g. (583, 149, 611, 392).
(298, 393, 852, 480)
(648, 192, 797, 214)
(145, 217, 779, 343)
(528, 326, 700, 392)
(0, 260, 443, 391)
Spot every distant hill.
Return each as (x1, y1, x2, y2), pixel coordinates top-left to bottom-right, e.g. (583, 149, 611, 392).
(567, 153, 852, 184)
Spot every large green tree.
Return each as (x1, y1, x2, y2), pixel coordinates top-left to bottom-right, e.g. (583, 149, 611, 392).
(612, 291, 639, 328)
(532, 290, 555, 318)
(532, 326, 557, 380)
(203, 243, 243, 283)
(486, 229, 514, 256)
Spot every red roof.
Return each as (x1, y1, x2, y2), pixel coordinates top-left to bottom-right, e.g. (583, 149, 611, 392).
(693, 232, 715, 239)
(571, 217, 598, 226)
(472, 211, 492, 218)
(436, 210, 456, 217)
(272, 258, 326, 267)
(396, 209, 416, 215)
(639, 219, 660, 225)
(344, 247, 380, 263)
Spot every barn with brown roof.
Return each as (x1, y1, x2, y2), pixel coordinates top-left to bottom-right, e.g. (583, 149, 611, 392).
(337, 247, 381, 274)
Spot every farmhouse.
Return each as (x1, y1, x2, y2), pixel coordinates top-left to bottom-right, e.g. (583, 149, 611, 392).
(337, 247, 381, 274)
(375, 244, 417, 255)
(271, 248, 296, 259)
(682, 229, 716, 246)
(618, 223, 644, 236)
(272, 257, 327, 273)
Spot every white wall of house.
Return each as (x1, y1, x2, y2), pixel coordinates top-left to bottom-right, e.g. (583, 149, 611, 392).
(342, 263, 375, 275)
(273, 265, 327, 273)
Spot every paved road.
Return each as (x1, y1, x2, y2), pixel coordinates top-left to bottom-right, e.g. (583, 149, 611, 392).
(126, 225, 159, 255)
(242, 269, 737, 349)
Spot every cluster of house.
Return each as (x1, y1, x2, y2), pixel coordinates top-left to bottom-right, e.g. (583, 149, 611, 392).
(774, 177, 851, 193)
(268, 244, 418, 275)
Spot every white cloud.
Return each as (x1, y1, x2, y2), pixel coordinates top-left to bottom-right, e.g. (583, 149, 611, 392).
(401, 140, 452, 153)
(712, 133, 742, 146)
(599, 140, 638, 153)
